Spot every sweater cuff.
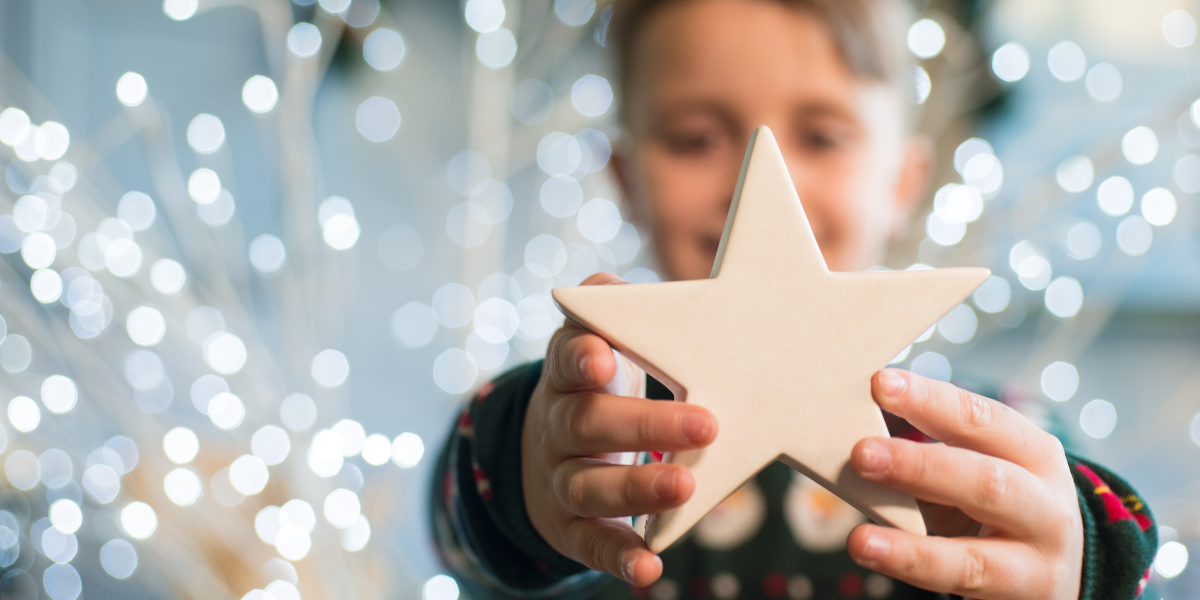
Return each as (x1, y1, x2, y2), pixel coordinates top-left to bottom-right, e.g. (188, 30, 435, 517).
(1068, 455, 1157, 599)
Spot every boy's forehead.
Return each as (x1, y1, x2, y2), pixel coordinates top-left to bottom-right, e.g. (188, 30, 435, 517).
(631, 0, 881, 122)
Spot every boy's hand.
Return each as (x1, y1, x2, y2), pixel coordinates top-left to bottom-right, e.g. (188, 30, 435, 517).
(848, 369, 1084, 600)
(521, 273, 718, 587)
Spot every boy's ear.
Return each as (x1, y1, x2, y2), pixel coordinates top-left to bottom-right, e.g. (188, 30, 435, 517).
(607, 142, 649, 228)
(891, 134, 934, 235)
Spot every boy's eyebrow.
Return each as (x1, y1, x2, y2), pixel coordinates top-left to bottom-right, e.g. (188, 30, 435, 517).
(650, 100, 743, 130)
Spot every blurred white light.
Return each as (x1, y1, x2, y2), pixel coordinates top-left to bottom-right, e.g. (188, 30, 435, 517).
(537, 132, 583, 176)
(37, 122, 70, 160)
(1163, 10, 1197, 48)
(911, 352, 951, 382)
(42, 526, 78, 564)
(31, 269, 63, 303)
(50, 162, 78, 192)
(953, 138, 993, 175)
(8, 396, 40, 433)
(926, 212, 966, 246)
(378, 224, 423, 271)
(1056, 156, 1094, 192)
(913, 66, 931, 105)
(361, 434, 392, 466)
(188, 168, 221, 204)
(1047, 41, 1086, 82)
(393, 302, 439, 348)
(446, 201, 491, 249)
(1097, 176, 1134, 216)
(274, 526, 312, 561)
(889, 345, 912, 365)
(465, 0, 505, 33)
(282, 499, 316, 533)
(187, 306, 225, 345)
(105, 238, 143, 278)
(208, 392, 246, 430)
(1122, 127, 1158, 165)
(937, 305, 977, 344)
(100, 539, 137, 579)
(1017, 256, 1052, 290)
(324, 488, 361, 528)
(476, 28, 517, 69)
(1085, 63, 1121, 102)
(425, 576, 461, 600)
(1156, 541, 1189, 578)
(0, 335, 33, 374)
(356, 96, 401, 142)
(120, 502, 157, 540)
(118, 191, 156, 231)
(1079, 399, 1117, 439)
(471, 180, 514, 224)
(962, 153, 1003, 196)
(163, 427, 199, 464)
(577, 198, 622, 243)
(22, 231, 57, 269)
(525, 234, 568, 277)
(41, 375, 77, 414)
(312, 349, 350, 387)
(308, 429, 344, 478)
(1190, 413, 1200, 446)
(1009, 240, 1039, 273)
(281, 393, 317, 432)
(256, 507, 283, 544)
(571, 75, 613, 118)
(266, 581, 301, 600)
(1141, 188, 1176, 226)
(247, 234, 286, 273)
(83, 464, 120, 504)
(991, 42, 1030, 82)
(288, 22, 322, 58)
(1066, 222, 1101, 260)
(242, 75, 279, 113)
(510, 79, 554, 124)
(341, 515, 371, 551)
(40, 449, 73, 489)
(392, 432, 425, 468)
(187, 114, 225, 154)
(252, 425, 291, 465)
(44, 563, 81, 599)
(49, 499, 82, 534)
(199, 189, 236, 226)
(13, 194, 48, 232)
(5, 450, 39, 490)
(14, 124, 39, 161)
(1116, 216, 1153, 256)
(0, 108, 30, 146)
(474, 298, 519, 344)
(151, 259, 186, 294)
(164, 468, 202, 506)
(127, 306, 166, 346)
(204, 332, 247, 374)
(229, 455, 269, 495)
(116, 72, 148, 107)
(318, 196, 354, 226)
(541, 176, 583, 218)
(318, 0, 350, 14)
(433, 349, 478, 394)
(446, 150, 492, 194)
(364, 28, 406, 71)
(1044, 277, 1083, 318)
(332, 419, 365, 457)
(1176, 155, 1200, 193)
(576, 129, 612, 172)
(907, 19, 945, 58)
(466, 331, 509, 369)
(972, 275, 1011, 314)
(163, 0, 198, 20)
(1041, 361, 1079, 402)
(554, 0, 594, 26)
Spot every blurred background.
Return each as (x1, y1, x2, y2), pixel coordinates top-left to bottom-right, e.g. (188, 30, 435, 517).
(0, 0, 1197, 598)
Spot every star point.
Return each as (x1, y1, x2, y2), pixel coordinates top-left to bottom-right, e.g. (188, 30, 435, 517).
(553, 126, 989, 553)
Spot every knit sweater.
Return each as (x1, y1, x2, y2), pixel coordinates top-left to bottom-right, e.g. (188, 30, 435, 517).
(431, 361, 1158, 600)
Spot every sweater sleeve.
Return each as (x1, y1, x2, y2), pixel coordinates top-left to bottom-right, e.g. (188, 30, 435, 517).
(1068, 454, 1158, 599)
(429, 361, 609, 600)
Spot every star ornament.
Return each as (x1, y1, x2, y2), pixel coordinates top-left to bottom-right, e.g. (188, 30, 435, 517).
(552, 126, 991, 553)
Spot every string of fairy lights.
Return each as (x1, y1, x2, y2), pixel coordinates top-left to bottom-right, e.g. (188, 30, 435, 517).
(0, 0, 1197, 598)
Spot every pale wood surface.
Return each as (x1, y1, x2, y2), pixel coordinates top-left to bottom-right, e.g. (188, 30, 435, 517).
(553, 126, 990, 553)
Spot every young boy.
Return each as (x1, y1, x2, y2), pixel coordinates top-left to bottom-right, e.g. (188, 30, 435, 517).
(431, 0, 1158, 598)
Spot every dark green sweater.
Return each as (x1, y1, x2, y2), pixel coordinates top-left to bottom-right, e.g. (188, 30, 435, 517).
(431, 362, 1157, 600)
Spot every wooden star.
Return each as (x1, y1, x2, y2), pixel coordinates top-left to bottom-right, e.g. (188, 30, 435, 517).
(552, 126, 990, 552)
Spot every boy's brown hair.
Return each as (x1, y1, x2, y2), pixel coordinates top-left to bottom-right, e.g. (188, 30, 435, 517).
(608, 0, 915, 127)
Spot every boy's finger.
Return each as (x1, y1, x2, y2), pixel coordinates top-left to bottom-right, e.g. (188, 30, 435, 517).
(847, 524, 1030, 598)
(871, 369, 1064, 472)
(550, 392, 717, 456)
(554, 459, 694, 518)
(561, 517, 663, 587)
(851, 438, 1045, 535)
(543, 326, 617, 393)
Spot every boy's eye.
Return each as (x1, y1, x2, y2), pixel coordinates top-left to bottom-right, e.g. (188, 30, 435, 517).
(663, 130, 721, 154)
(801, 129, 843, 151)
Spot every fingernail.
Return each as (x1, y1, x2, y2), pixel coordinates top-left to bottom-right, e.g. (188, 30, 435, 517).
(653, 470, 677, 500)
(622, 556, 638, 583)
(681, 412, 711, 443)
(858, 441, 892, 474)
(577, 353, 591, 382)
(878, 369, 907, 399)
(860, 535, 890, 562)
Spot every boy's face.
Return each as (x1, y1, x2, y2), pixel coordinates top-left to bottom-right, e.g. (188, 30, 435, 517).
(612, 0, 930, 280)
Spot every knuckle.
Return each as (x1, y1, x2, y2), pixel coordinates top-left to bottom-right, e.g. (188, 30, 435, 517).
(957, 546, 989, 592)
(977, 461, 1009, 509)
(958, 391, 995, 430)
(555, 465, 588, 515)
(563, 394, 599, 442)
